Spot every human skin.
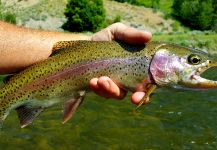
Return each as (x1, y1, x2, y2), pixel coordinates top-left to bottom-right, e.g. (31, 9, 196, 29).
(0, 21, 152, 104)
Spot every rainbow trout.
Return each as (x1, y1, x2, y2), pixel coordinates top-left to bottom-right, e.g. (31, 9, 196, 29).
(0, 41, 217, 128)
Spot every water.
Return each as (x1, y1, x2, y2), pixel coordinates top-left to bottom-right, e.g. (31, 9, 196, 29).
(0, 72, 217, 150)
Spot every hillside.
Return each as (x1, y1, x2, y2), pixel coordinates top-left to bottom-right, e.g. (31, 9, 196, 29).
(1, 0, 182, 33)
(1, 0, 216, 53)
(104, 0, 180, 34)
(1, 0, 68, 31)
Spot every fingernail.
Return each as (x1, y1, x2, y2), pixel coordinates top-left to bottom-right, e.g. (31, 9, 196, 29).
(103, 81, 110, 91)
(143, 31, 152, 37)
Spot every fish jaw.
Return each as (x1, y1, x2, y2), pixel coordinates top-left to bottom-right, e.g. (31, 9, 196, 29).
(179, 60, 217, 89)
(150, 48, 217, 90)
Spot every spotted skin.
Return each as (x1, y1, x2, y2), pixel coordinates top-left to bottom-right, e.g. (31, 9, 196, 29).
(0, 41, 161, 125)
(1, 40, 215, 127)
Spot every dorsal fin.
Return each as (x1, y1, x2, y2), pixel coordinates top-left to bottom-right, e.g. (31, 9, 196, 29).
(51, 41, 86, 56)
(3, 74, 14, 84)
(16, 105, 44, 128)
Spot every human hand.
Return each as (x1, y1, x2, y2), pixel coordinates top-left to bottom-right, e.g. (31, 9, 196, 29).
(89, 23, 152, 105)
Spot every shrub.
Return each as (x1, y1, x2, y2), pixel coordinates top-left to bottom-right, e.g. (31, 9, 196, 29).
(0, 12, 16, 24)
(62, 0, 106, 32)
(172, 0, 216, 31)
(0, 1, 16, 24)
(113, 0, 159, 9)
(113, 15, 121, 23)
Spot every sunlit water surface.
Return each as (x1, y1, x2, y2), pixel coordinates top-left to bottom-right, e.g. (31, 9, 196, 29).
(0, 70, 216, 150)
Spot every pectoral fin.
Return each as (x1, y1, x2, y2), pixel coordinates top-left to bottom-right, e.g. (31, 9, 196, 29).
(62, 96, 84, 124)
(135, 84, 157, 110)
(16, 105, 44, 128)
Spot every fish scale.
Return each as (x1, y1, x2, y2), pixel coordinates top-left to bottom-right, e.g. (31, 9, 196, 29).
(0, 40, 216, 128)
(0, 41, 156, 127)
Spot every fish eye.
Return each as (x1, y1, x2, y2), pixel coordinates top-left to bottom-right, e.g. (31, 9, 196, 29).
(187, 54, 201, 65)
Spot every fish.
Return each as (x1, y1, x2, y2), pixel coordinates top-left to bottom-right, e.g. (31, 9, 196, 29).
(0, 40, 217, 128)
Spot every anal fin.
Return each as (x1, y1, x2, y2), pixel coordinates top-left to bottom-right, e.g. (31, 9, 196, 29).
(62, 96, 84, 124)
(16, 105, 44, 128)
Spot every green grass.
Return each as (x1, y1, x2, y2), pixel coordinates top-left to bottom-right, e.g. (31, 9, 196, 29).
(153, 33, 217, 54)
(0, 0, 67, 24)
(116, 0, 174, 14)
(0, 2, 16, 24)
(143, 0, 173, 13)
(158, 0, 173, 15)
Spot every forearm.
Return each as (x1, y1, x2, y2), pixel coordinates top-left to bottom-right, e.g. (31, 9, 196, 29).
(0, 21, 90, 74)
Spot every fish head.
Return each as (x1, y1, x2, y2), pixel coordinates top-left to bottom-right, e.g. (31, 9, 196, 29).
(150, 43, 217, 89)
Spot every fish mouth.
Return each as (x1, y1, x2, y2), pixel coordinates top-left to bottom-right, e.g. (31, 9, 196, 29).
(183, 60, 217, 89)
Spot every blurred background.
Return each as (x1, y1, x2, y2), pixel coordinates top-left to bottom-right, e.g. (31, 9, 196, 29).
(0, 0, 217, 150)
(0, 0, 216, 53)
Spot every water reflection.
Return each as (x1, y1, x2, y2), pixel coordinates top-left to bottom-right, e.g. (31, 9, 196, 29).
(0, 71, 216, 150)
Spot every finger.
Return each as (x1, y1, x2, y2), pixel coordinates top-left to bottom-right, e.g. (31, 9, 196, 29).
(131, 92, 149, 105)
(91, 28, 113, 41)
(89, 78, 110, 98)
(97, 76, 126, 99)
(89, 77, 127, 99)
(89, 78, 100, 91)
(109, 23, 152, 45)
(91, 23, 152, 44)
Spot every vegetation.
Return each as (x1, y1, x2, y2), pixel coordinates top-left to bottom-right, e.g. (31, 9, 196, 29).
(0, 1, 16, 24)
(113, 0, 216, 31)
(113, 0, 160, 8)
(0, 0, 216, 53)
(62, 0, 106, 32)
(154, 32, 217, 54)
(112, 0, 173, 13)
(172, 0, 217, 31)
